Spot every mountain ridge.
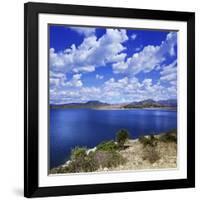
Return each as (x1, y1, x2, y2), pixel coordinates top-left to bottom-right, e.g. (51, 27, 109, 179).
(124, 99, 177, 108)
(50, 99, 177, 109)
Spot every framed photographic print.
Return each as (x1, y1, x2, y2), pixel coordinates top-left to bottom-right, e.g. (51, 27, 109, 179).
(24, 2, 195, 198)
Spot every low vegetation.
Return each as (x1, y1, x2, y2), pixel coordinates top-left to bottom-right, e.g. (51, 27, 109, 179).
(53, 148, 125, 173)
(70, 147, 87, 160)
(96, 140, 118, 151)
(93, 150, 125, 169)
(50, 129, 177, 174)
(159, 129, 177, 143)
(116, 129, 129, 149)
(138, 130, 177, 164)
(139, 135, 158, 147)
(142, 143, 160, 164)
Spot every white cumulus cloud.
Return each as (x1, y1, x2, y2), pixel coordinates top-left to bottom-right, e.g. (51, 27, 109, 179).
(112, 32, 177, 75)
(50, 75, 177, 104)
(49, 29, 177, 104)
(160, 60, 177, 85)
(49, 28, 128, 74)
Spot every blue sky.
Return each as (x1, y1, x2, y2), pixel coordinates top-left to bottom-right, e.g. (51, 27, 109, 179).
(49, 25, 177, 104)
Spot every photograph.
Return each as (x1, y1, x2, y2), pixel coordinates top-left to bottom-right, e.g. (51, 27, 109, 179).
(49, 25, 178, 174)
(24, 2, 195, 197)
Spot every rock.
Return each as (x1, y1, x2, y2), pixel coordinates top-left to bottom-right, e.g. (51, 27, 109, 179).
(62, 160, 71, 167)
(86, 147, 97, 155)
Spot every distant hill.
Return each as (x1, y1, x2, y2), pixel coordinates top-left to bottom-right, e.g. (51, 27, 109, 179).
(84, 101, 109, 106)
(123, 99, 177, 109)
(157, 99, 177, 107)
(50, 100, 109, 109)
(50, 99, 177, 109)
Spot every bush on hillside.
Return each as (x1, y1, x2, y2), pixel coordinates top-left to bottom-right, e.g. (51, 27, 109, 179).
(96, 140, 118, 151)
(142, 145, 160, 164)
(159, 133, 177, 143)
(116, 129, 130, 148)
(70, 147, 87, 160)
(139, 135, 158, 147)
(93, 150, 125, 169)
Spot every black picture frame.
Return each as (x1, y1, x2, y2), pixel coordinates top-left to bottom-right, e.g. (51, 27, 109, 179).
(24, 2, 195, 198)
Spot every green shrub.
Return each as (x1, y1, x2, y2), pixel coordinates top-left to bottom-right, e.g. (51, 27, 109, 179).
(138, 136, 149, 146)
(93, 150, 125, 169)
(62, 148, 99, 173)
(96, 140, 118, 151)
(142, 145, 160, 164)
(67, 153, 99, 173)
(70, 147, 87, 160)
(116, 129, 129, 148)
(51, 150, 125, 173)
(159, 133, 177, 143)
(139, 135, 158, 147)
(139, 135, 160, 164)
(65, 147, 98, 173)
(49, 168, 59, 174)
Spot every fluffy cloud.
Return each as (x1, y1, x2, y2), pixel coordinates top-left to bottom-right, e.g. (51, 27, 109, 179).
(112, 32, 177, 74)
(50, 86, 101, 104)
(49, 28, 128, 74)
(160, 60, 177, 85)
(49, 71, 66, 88)
(66, 74, 83, 87)
(49, 28, 177, 104)
(50, 74, 177, 104)
(50, 71, 83, 89)
(112, 61, 128, 73)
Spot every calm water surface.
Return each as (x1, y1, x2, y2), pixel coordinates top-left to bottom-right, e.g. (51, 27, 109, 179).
(50, 108, 177, 168)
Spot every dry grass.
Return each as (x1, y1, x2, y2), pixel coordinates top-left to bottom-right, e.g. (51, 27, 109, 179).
(110, 138, 177, 171)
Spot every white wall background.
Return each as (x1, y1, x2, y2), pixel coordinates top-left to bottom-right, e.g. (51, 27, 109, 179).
(0, 0, 199, 199)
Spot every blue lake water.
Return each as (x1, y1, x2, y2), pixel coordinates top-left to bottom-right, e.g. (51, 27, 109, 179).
(50, 108, 177, 168)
